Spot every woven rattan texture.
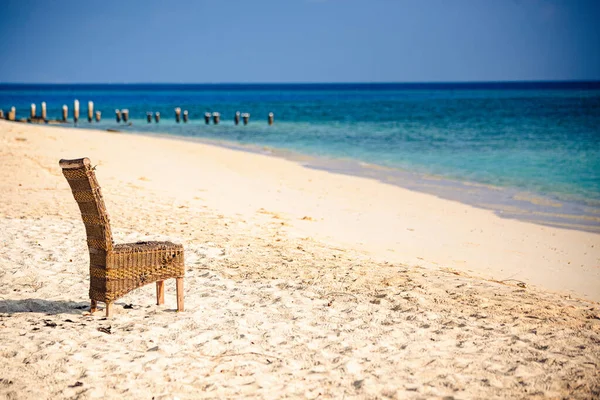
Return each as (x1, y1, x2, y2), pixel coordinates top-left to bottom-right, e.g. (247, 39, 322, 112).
(60, 159, 185, 303)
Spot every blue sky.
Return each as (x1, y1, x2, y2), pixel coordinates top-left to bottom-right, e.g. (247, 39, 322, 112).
(0, 0, 599, 83)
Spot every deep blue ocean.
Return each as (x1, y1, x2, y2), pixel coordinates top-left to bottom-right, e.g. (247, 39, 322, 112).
(1, 82, 599, 231)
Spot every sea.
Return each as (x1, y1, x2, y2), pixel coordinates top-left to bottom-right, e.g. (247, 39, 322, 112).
(1, 82, 599, 232)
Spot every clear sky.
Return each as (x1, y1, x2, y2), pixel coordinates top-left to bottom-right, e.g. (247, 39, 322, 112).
(0, 0, 599, 83)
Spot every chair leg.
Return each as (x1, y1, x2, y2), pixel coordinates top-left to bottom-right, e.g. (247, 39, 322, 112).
(90, 300, 97, 313)
(156, 281, 165, 305)
(105, 302, 113, 318)
(176, 277, 184, 312)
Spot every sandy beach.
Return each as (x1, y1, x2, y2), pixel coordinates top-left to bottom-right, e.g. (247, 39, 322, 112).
(1, 120, 599, 399)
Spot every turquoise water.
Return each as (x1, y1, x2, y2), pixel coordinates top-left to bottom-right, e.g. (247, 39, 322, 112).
(1, 83, 599, 230)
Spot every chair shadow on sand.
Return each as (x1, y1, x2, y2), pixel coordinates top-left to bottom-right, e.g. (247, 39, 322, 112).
(0, 299, 90, 315)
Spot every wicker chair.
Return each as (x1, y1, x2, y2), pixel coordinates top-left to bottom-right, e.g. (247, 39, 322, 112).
(59, 158, 184, 317)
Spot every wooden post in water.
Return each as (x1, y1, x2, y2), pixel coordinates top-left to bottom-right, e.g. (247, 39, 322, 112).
(41, 102, 47, 120)
(212, 112, 220, 125)
(268, 112, 274, 125)
(175, 107, 181, 123)
(115, 109, 121, 123)
(155, 112, 160, 123)
(242, 113, 250, 125)
(147, 112, 152, 123)
(30, 103, 36, 119)
(183, 110, 188, 123)
(234, 111, 240, 125)
(62, 105, 68, 122)
(73, 100, 80, 123)
(9, 107, 16, 121)
(95, 111, 101, 122)
(204, 112, 210, 124)
(122, 109, 129, 123)
(0, 110, 3, 119)
(87, 101, 94, 122)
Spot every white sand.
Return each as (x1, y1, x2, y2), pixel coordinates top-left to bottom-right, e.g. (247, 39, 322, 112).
(0, 120, 599, 399)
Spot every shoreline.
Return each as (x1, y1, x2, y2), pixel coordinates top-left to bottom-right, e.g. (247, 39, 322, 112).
(64, 121, 600, 234)
(1, 119, 599, 302)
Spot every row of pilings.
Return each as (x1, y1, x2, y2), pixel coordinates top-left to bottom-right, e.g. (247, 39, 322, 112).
(0, 101, 102, 124)
(141, 109, 269, 125)
(1, 101, 275, 125)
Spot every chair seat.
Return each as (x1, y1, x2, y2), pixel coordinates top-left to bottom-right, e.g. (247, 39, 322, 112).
(113, 241, 183, 253)
(108, 241, 185, 276)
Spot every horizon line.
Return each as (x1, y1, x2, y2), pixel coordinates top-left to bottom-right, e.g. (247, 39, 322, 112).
(1, 79, 600, 85)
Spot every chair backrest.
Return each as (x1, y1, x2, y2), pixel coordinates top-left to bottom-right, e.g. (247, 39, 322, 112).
(59, 158, 114, 256)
